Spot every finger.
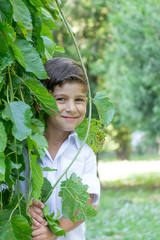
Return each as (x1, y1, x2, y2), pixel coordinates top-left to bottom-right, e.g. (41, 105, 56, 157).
(32, 199, 44, 209)
(30, 211, 48, 226)
(29, 205, 44, 218)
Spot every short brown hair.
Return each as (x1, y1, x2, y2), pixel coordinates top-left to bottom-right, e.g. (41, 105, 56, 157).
(42, 57, 88, 91)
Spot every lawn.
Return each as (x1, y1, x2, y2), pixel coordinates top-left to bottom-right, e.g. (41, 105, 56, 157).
(86, 172, 160, 240)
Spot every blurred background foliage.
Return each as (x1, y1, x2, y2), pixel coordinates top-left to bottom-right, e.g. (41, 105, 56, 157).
(52, 0, 160, 160)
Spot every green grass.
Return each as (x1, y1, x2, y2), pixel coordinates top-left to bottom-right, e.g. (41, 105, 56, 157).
(99, 154, 160, 162)
(86, 173, 160, 240)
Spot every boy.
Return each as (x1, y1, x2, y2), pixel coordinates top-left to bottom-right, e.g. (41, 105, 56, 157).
(21, 58, 100, 240)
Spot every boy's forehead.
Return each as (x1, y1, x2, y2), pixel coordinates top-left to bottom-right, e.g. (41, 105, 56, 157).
(53, 81, 87, 95)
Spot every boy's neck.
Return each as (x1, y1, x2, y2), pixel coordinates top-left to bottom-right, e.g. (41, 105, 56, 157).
(45, 126, 71, 160)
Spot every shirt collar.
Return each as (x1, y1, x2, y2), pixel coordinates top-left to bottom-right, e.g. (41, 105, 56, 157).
(68, 131, 81, 150)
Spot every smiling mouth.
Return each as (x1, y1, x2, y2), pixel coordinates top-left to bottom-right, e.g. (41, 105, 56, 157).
(61, 116, 78, 121)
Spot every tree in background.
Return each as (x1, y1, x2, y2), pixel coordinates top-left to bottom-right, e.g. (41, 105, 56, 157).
(53, 0, 111, 118)
(91, 0, 160, 157)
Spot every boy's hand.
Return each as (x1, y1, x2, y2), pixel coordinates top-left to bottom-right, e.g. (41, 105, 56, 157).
(29, 200, 48, 227)
(31, 224, 56, 240)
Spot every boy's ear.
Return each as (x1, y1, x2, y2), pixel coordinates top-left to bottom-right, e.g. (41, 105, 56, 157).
(34, 101, 42, 113)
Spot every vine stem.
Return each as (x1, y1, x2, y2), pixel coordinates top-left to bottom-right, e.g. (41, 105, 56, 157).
(8, 67, 14, 102)
(14, 137, 21, 215)
(9, 193, 25, 220)
(44, 1, 92, 203)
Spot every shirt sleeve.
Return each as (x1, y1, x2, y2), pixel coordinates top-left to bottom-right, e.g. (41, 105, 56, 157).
(82, 147, 100, 206)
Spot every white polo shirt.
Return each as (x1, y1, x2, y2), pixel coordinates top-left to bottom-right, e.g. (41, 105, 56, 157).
(20, 131, 100, 240)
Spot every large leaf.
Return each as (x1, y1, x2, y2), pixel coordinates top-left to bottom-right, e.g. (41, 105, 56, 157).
(93, 92, 115, 127)
(10, 0, 32, 40)
(29, 133, 48, 159)
(59, 173, 97, 222)
(0, 121, 7, 152)
(0, 22, 16, 46)
(41, 36, 55, 60)
(0, 0, 13, 24)
(14, 39, 48, 79)
(76, 118, 106, 153)
(30, 154, 44, 201)
(2, 101, 32, 141)
(24, 79, 59, 111)
(0, 210, 32, 239)
(0, 152, 5, 181)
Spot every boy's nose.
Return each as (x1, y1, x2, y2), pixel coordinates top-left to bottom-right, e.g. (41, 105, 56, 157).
(66, 100, 76, 112)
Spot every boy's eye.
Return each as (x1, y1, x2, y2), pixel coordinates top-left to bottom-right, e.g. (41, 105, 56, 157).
(76, 98, 84, 102)
(56, 98, 65, 102)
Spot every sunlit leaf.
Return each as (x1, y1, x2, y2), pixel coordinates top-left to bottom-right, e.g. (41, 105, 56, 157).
(0, 121, 7, 152)
(30, 154, 44, 201)
(0, 0, 13, 24)
(59, 173, 97, 222)
(93, 92, 115, 126)
(76, 118, 106, 153)
(0, 152, 5, 181)
(14, 39, 48, 79)
(2, 101, 32, 141)
(10, 0, 32, 40)
(24, 79, 59, 111)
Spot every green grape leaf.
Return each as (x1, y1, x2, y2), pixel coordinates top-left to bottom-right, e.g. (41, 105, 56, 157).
(2, 101, 32, 141)
(0, 152, 5, 181)
(41, 178, 52, 203)
(10, 0, 32, 40)
(0, 210, 32, 239)
(43, 205, 66, 237)
(30, 154, 44, 201)
(24, 79, 59, 112)
(29, 133, 48, 160)
(59, 173, 97, 222)
(0, 22, 16, 46)
(93, 92, 115, 127)
(0, 0, 13, 24)
(0, 121, 7, 152)
(14, 39, 48, 79)
(76, 118, 106, 153)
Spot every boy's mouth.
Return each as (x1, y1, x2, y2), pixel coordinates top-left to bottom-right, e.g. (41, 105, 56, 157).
(61, 116, 78, 121)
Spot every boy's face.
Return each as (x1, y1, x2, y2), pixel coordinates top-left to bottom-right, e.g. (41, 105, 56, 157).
(47, 82, 87, 132)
